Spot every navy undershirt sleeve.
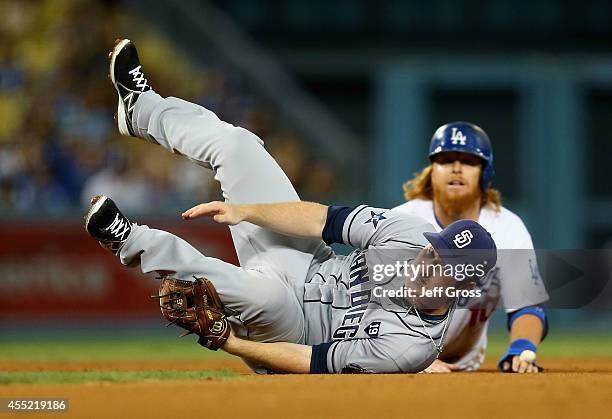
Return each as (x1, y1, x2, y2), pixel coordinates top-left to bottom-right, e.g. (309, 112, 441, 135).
(310, 342, 334, 374)
(322, 206, 353, 245)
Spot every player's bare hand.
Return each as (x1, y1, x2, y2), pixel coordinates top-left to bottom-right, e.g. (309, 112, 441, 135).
(420, 359, 461, 373)
(500, 356, 540, 373)
(182, 201, 245, 225)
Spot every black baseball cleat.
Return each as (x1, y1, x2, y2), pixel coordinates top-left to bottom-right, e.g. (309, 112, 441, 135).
(109, 39, 151, 137)
(84, 195, 132, 255)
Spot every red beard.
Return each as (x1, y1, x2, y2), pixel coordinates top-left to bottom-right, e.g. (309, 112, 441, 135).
(432, 182, 481, 219)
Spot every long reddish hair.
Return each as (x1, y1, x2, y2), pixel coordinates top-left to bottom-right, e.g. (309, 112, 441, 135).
(402, 165, 502, 212)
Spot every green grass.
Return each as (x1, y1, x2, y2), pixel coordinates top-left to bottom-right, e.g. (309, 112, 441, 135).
(0, 370, 238, 385)
(486, 333, 612, 357)
(0, 337, 233, 362)
(0, 334, 239, 385)
(1, 331, 611, 365)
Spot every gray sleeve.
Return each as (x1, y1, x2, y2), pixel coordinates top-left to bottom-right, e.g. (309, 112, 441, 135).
(340, 205, 431, 250)
(316, 336, 436, 374)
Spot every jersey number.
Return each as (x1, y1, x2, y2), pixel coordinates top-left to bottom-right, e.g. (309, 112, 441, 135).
(366, 322, 380, 337)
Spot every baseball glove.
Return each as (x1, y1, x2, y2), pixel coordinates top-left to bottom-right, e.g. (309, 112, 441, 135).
(155, 276, 230, 350)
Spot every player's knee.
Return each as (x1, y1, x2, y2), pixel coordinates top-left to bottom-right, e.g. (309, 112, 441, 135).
(266, 286, 293, 314)
(247, 282, 292, 317)
(221, 128, 264, 159)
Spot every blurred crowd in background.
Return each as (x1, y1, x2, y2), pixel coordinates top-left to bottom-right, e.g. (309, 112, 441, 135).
(0, 0, 337, 216)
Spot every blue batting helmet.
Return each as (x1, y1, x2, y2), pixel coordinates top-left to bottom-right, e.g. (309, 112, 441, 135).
(428, 121, 495, 189)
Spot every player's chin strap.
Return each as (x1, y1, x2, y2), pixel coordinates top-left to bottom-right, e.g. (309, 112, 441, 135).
(413, 298, 457, 355)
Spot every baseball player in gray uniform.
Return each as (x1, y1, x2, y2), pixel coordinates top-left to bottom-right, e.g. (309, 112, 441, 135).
(84, 39, 497, 374)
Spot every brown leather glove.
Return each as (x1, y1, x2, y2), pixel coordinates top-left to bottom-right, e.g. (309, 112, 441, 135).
(156, 276, 230, 350)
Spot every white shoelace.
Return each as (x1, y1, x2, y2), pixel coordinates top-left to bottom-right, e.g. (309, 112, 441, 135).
(128, 65, 149, 91)
(104, 214, 130, 241)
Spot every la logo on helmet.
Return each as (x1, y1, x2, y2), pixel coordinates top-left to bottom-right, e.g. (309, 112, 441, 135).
(450, 128, 467, 145)
(453, 230, 473, 248)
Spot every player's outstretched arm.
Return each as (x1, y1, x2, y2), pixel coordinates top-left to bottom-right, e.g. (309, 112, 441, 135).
(182, 201, 327, 239)
(498, 306, 547, 373)
(221, 333, 312, 374)
(504, 314, 543, 373)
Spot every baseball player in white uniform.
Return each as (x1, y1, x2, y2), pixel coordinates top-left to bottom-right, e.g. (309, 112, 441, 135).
(394, 122, 549, 373)
(83, 40, 498, 374)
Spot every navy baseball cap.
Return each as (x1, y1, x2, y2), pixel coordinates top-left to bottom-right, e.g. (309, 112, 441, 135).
(423, 220, 497, 278)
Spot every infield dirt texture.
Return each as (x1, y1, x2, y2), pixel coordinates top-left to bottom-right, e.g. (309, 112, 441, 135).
(2, 334, 611, 418)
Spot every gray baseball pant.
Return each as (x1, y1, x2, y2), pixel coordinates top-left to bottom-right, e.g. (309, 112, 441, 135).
(118, 90, 326, 346)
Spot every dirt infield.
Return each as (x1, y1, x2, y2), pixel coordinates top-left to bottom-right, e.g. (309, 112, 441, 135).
(2, 357, 611, 419)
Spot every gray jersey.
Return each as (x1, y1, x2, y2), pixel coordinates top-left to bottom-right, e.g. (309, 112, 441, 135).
(303, 205, 448, 373)
(120, 90, 449, 374)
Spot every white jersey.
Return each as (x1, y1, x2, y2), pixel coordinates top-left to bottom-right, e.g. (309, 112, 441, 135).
(393, 199, 549, 370)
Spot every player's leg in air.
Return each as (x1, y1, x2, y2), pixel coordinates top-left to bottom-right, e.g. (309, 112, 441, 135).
(85, 39, 326, 350)
(108, 39, 326, 285)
